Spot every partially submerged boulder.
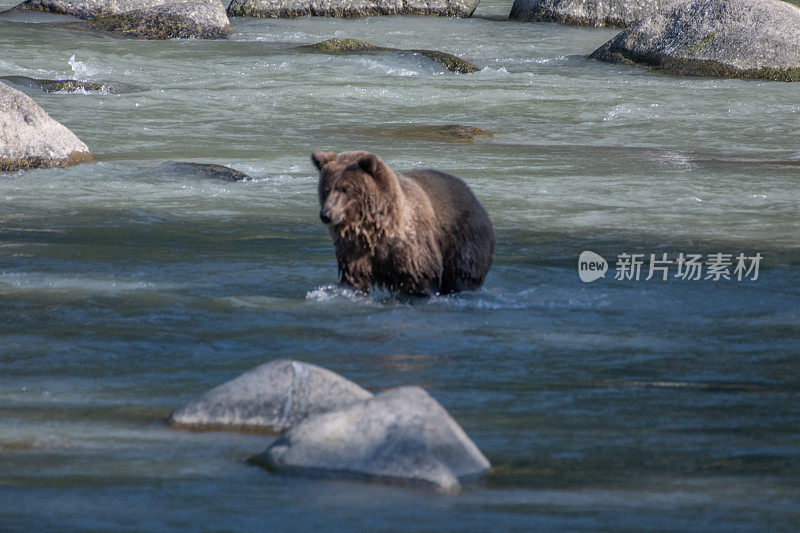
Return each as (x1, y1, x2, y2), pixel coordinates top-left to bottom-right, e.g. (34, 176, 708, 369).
(227, 0, 479, 18)
(0, 75, 130, 94)
(168, 360, 372, 432)
(8, 0, 230, 39)
(590, 0, 800, 81)
(249, 386, 491, 492)
(1, 81, 93, 173)
(509, 0, 677, 28)
(298, 38, 479, 74)
(361, 124, 493, 143)
(158, 161, 252, 181)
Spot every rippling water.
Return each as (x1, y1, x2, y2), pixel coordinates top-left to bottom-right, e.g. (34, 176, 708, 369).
(1, 1, 799, 530)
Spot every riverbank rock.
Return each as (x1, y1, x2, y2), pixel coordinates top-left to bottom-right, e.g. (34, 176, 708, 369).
(590, 0, 800, 81)
(8, 0, 230, 39)
(227, 0, 479, 18)
(158, 161, 252, 181)
(168, 360, 372, 432)
(509, 0, 677, 28)
(1, 81, 93, 173)
(298, 38, 479, 74)
(361, 124, 493, 142)
(0, 76, 130, 94)
(249, 386, 491, 492)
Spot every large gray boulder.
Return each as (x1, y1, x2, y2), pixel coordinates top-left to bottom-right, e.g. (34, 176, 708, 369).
(249, 386, 491, 492)
(509, 0, 678, 27)
(168, 360, 372, 432)
(227, 0, 479, 18)
(1, 81, 93, 173)
(7, 0, 230, 39)
(590, 0, 800, 81)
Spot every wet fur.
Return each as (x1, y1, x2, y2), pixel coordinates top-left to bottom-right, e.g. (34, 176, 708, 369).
(313, 150, 494, 295)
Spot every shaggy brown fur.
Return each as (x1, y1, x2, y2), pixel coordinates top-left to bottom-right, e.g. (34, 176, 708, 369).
(313, 150, 494, 295)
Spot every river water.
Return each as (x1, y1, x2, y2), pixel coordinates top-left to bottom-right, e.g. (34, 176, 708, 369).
(1, 1, 799, 530)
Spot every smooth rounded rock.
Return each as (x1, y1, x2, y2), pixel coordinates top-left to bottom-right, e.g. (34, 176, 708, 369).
(227, 0, 479, 18)
(1, 81, 93, 173)
(158, 161, 252, 181)
(250, 386, 491, 492)
(509, 0, 678, 28)
(590, 0, 800, 81)
(168, 360, 373, 433)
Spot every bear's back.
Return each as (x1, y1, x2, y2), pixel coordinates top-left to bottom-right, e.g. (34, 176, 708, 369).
(402, 169, 494, 293)
(402, 169, 490, 233)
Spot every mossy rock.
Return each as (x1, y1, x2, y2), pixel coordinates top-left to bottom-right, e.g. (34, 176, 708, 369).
(90, 10, 228, 39)
(590, 0, 800, 81)
(407, 49, 480, 74)
(297, 38, 390, 53)
(362, 124, 493, 143)
(298, 38, 479, 74)
(7, 0, 231, 39)
(0, 75, 131, 94)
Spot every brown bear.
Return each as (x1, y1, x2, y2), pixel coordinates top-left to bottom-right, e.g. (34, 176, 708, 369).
(313, 150, 494, 295)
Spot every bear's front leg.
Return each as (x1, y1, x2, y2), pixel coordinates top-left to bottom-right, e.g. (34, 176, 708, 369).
(337, 251, 372, 294)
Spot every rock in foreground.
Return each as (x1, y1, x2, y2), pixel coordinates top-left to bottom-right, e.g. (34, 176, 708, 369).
(509, 0, 677, 28)
(9, 0, 230, 39)
(227, 0, 479, 18)
(1, 81, 93, 173)
(250, 386, 491, 492)
(168, 360, 372, 432)
(590, 0, 800, 81)
(298, 38, 479, 74)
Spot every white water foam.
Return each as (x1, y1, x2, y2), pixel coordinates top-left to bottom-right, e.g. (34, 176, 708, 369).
(68, 54, 98, 79)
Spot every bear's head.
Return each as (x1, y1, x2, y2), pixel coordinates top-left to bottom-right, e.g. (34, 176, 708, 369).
(312, 150, 403, 244)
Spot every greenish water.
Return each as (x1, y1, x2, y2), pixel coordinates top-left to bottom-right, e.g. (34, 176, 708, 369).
(1, 1, 799, 531)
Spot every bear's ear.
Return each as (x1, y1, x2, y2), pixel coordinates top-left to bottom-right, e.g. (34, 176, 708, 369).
(357, 153, 393, 189)
(311, 151, 334, 171)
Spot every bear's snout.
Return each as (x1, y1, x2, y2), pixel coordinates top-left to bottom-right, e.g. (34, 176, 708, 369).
(319, 209, 332, 225)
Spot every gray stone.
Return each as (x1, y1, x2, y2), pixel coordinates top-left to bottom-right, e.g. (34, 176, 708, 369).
(1, 81, 93, 173)
(168, 360, 373, 433)
(8, 0, 230, 39)
(158, 161, 252, 181)
(227, 0, 479, 18)
(250, 386, 491, 492)
(590, 0, 800, 81)
(509, 0, 678, 28)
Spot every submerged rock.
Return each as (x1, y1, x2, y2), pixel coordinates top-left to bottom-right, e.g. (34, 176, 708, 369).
(0, 75, 130, 94)
(590, 0, 800, 81)
(0, 81, 93, 173)
(8, 0, 230, 39)
(509, 0, 677, 28)
(249, 386, 491, 492)
(298, 38, 389, 53)
(158, 161, 252, 181)
(168, 360, 373, 432)
(227, 0, 479, 18)
(298, 38, 479, 74)
(361, 124, 493, 143)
